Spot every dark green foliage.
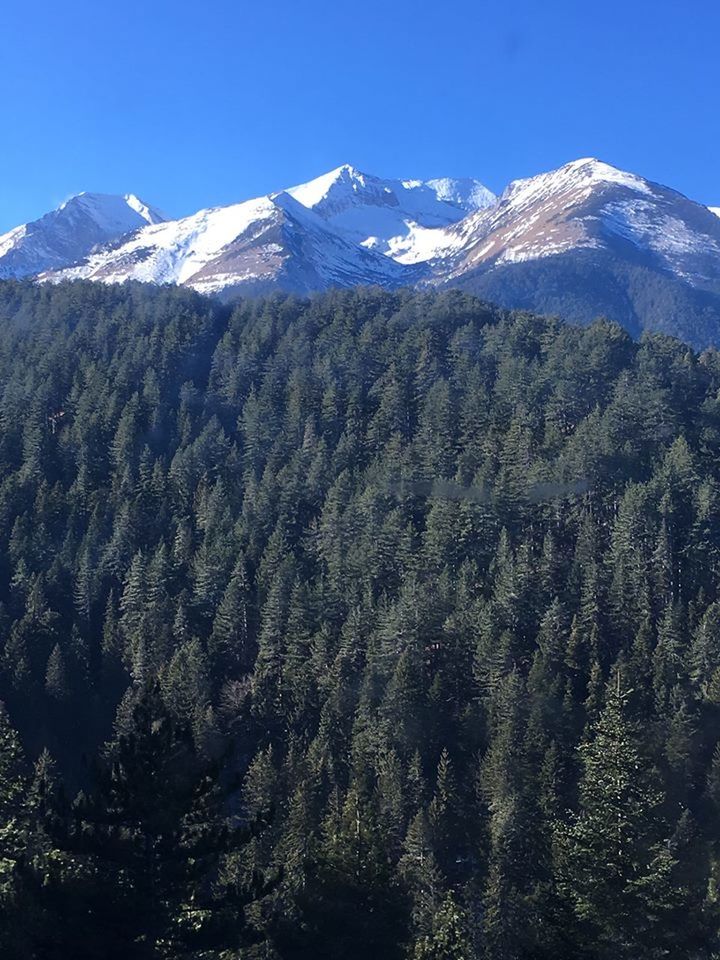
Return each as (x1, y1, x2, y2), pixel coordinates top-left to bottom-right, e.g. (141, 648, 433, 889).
(0, 280, 719, 956)
(556, 683, 683, 958)
(456, 249, 720, 350)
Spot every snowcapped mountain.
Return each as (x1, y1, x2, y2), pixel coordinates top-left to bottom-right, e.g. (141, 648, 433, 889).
(0, 193, 167, 280)
(429, 158, 720, 345)
(287, 164, 495, 262)
(4, 159, 720, 346)
(42, 185, 423, 296)
(38, 166, 493, 295)
(430, 158, 720, 282)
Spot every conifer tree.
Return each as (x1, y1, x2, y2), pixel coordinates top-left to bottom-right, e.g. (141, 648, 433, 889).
(412, 891, 472, 960)
(556, 681, 680, 959)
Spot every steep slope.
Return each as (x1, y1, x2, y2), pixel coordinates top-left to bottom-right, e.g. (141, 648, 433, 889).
(287, 164, 495, 262)
(429, 159, 720, 346)
(0, 193, 167, 279)
(44, 190, 417, 296)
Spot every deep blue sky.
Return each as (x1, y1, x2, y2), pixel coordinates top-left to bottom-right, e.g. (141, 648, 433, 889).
(2, 0, 718, 233)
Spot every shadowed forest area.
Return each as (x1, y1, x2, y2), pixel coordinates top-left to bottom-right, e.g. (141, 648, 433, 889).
(0, 281, 720, 958)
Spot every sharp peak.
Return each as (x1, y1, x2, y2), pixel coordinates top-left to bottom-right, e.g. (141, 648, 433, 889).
(297, 164, 494, 198)
(322, 165, 483, 187)
(327, 163, 368, 177)
(58, 191, 145, 209)
(566, 157, 653, 179)
(53, 192, 168, 226)
(291, 164, 370, 186)
(312, 163, 376, 187)
(564, 156, 617, 168)
(59, 191, 107, 208)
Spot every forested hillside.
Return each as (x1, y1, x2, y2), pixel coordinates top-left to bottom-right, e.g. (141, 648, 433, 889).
(1, 281, 720, 958)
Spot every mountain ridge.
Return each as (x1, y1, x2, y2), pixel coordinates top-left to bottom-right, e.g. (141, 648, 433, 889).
(0, 192, 167, 280)
(3, 158, 720, 347)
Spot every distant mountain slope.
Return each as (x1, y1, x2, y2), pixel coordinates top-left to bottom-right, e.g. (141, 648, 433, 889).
(41, 189, 419, 297)
(429, 159, 720, 346)
(431, 159, 720, 284)
(287, 164, 495, 262)
(449, 250, 720, 346)
(0, 193, 167, 279)
(5, 159, 720, 346)
(38, 166, 492, 295)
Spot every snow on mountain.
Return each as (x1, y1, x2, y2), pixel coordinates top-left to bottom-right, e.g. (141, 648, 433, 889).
(711, 207, 720, 219)
(42, 188, 417, 296)
(287, 164, 495, 263)
(431, 158, 655, 273)
(50, 196, 281, 288)
(40, 164, 494, 294)
(0, 192, 167, 280)
(8, 159, 720, 341)
(430, 158, 720, 288)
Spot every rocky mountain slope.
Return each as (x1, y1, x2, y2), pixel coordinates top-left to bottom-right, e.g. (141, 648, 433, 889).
(432, 159, 720, 344)
(35, 167, 492, 296)
(3, 160, 720, 346)
(0, 193, 166, 279)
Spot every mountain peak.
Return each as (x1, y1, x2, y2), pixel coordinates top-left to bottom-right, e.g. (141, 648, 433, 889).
(564, 156, 612, 171)
(285, 165, 495, 262)
(503, 158, 654, 204)
(562, 157, 653, 192)
(286, 164, 368, 208)
(57, 191, 167, 227)
(0, 192, 168, 280)
(7, 159, 720, 348)
(333, 163, 364, 178)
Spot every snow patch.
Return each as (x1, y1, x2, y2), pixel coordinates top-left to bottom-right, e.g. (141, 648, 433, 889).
(287, 165, 495, 263)
(0, 192, 169, 279)
(51, 196, 279, 286)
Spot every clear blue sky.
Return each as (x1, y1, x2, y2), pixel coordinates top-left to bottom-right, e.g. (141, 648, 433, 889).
(1, 0, 718, 232)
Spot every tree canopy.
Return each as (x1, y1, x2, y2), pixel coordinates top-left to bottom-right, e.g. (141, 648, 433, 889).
(0, 279, 718, 957)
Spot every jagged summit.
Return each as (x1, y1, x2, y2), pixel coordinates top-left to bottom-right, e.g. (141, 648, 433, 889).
(286, 163, 495, 219)
(286, 164, 495, 261)
(286, 164, 367, 208)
